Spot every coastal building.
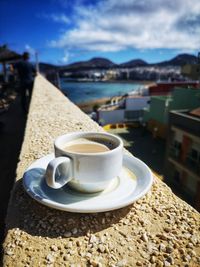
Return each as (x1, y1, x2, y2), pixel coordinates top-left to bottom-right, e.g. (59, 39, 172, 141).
(165, 108, 200, 211)
(181, 52, 200, 80)
(97, 82, 199, 126)
(98, 94, 150, 125)
(104, 69, 120, 80)
(182, 64, 200, 80)
(147, 81, 199, 95)
(143, 87, 200, 138)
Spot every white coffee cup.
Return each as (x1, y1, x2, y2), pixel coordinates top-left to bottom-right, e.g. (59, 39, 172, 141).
(45, 132, 123, 193)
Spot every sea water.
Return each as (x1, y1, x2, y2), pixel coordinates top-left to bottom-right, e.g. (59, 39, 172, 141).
(60, 80, 143, 104)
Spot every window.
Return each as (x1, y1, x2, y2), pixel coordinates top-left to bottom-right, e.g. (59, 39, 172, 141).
(170, 140, 181, 158)
(186, 148, 200, 174)
(191, 149, 199, 160)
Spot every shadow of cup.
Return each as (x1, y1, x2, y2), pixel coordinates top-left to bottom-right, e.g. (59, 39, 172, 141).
(5, 178, 133, 239)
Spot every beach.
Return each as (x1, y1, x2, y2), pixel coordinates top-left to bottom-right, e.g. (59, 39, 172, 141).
(77, 97, 111, 113)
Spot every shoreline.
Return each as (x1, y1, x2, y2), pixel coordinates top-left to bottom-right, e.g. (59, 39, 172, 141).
(61, 78, 155, 85)
(65, 80, 155, 113)
(77, 97, 111, 113)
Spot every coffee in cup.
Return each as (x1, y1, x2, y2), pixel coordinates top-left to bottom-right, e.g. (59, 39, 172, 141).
(45, 132, 123, 193)
(62, 138, 110, 153)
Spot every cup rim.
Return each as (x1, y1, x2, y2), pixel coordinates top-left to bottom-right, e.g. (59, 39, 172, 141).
(54, 131, 123, 156)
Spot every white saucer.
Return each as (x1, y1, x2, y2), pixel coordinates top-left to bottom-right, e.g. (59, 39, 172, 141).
(23, 153, 153, 213)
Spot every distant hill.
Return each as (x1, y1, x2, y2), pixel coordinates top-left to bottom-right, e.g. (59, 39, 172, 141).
(61, 57, 117, 71)
(120, 59, 148, 68)
(154, 54, 198, 67)
(39, 63, 58, 73)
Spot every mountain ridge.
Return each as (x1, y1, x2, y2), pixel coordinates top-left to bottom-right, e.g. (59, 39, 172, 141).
(39, 53, 198, 72)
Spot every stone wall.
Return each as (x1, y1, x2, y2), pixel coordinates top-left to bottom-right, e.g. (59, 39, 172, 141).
(3, 75, 200, 267)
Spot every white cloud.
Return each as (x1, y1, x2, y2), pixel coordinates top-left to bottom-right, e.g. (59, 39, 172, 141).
(50, 14, 70, 24)
(39, 13, 70, 24)
(50, 0, 200, 52)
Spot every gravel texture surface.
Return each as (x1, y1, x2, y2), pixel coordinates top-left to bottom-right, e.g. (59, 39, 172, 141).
(3, 75, 200, 267)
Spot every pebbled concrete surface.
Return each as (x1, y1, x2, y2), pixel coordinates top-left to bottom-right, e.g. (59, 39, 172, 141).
(2, 75, 200, 267)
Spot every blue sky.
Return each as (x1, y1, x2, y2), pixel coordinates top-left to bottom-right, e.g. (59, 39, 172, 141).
(0, 0, 199, 65)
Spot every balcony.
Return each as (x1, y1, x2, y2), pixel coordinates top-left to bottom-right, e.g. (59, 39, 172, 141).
(2, 75, 200, 267)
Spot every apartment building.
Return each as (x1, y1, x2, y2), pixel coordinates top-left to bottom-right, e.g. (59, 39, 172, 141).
(165, 108, 200, 211)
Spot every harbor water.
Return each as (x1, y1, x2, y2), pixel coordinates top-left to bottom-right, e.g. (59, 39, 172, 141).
(60, 80, 143, 104)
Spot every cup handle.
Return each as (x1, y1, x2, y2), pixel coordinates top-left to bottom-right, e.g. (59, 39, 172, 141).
(45, 156, 72, 189)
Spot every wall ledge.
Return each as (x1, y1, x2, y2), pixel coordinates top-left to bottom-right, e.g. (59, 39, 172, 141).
(3, 75, 200, 267)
